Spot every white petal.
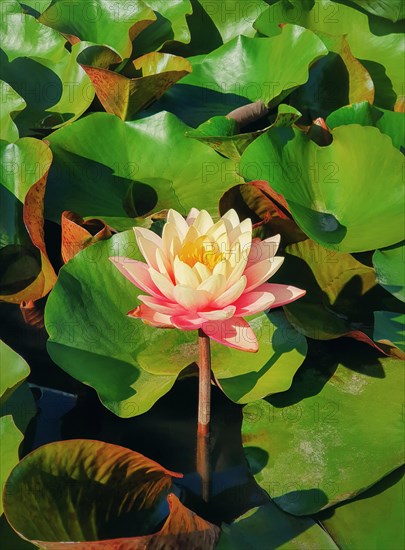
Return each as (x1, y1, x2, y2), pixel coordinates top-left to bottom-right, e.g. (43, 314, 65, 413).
(247, 235, 281, 267)
(221, 209, 240, 231)
(199, 305, 236, 321)
(173, 285, 212, 310)
(192, 210, 214, 234)
(197, 273, 227, 299)
(213, 276, 247, 308)
(162, 222, 182, 259)
(228, 218, 252, 245)
(244, 256, 284, 292)
(133, 227, 163, 269)
(186, 207, 200, 226)
(173, 256, 200, 288)
(167, 209, 189, 239)
(149, 268, 176, 300)
(193, 261, 212, 282)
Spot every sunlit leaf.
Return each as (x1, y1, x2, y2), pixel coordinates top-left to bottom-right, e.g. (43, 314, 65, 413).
(39, 0, 156, 59)
(0, 138, 57, 303)
(3, 439, 219, 548)
(242, 343, 405, 515)
(45, 111, 242, 229)
(240, 124, 405, 252)
(0, 81, 26, 142)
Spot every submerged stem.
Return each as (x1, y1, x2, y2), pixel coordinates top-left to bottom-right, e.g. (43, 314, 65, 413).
(197, 328, 211, 501)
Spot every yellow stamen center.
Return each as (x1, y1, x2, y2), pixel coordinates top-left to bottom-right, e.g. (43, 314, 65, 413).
(178, 236, 224, 270)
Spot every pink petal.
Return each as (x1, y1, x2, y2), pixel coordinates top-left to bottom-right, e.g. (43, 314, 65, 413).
(199, 305, 236, 321)
(244, 256, 284, 292)
(202, 317, 258, 352)
(247, 235, 280, 267)
(268, 284, 306, 308)
(213, 276, 247, 308)
(173, 285, 212, 311)
(149, 268, 176, 301)
(127, 304, 174, 328)
(138, 295, 186, 315)
(133, 227, 163, 269)
(167, 209, 189, 238)
(109, 257, 163, 298)
(233, 287, 276, 316)
(171, 314, 204, 330)
(186, 207, 200, 225)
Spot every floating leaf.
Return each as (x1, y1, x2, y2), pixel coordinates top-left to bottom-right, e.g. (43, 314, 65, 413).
(218, 501, 338, 549)
(39, 0, 156, 59)
(255, 0, 404, 109)
(45, 111, 242, 229)
(186, 104, 302, 161)
(373, 311, 405, 352)
(3, 439, 219, 548)
(326, 101, 404, 150)
(79, 50, 192, 120)
(180, 25, 327, 109)
(373, 243, 405, 302)
(287, 32, 374, 121)
(0, 340, 30, 403)
(0, 342, 35, 515)
(240, 124, 404, 252)
(242, 343, 405, 515)
(61, 211, 112, 263)
(317, 467, 405, 549)
(0, 81, 26, 142)
(212, 312, 307, 404)
(0, 138, 57, 303)
(132, 0, 193, 55)
(348, 0, 404, 22)
(0, 11, 94, 134)
(46, 229, 308, 417)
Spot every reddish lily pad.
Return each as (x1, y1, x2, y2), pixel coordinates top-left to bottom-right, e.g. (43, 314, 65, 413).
(3, 439, 219, 548)
(61, 211, 112, 264)
(0, 138, 57, 303)
(79, 50, 192, 120)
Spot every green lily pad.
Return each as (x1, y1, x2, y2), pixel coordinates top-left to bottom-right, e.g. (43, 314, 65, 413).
(373, 243, 405, 302)
(255, 0, 404, 110)
(79, 51, 192, 120)
(217, 501, 338, 549)
(348, 0, 404, 22)
(39, 0, 156, 59)
(326, 101, 404, 150)
(45, 228, 308, 416)
(0, 138, 57, 303)
(212, 312, 307, 404)
(45, 111, 242, 229)
(373, 311, 405, 352)
(0, 342, 35, 516)
(287, 32, 374, 122)
(240, 124, 404, 252)
(242, 343, 405, 515)
(3, 439, 220, 547)
(317, 466, 405, 550)
(186, 104, 302, 162)
(0, 81, 26, 142)
(131, 0, 193, 55)
(0, 11, 94, 135)
(180, 25, 327, 109)
(271, 239, 378, 340)
(0, 341, 30, 404)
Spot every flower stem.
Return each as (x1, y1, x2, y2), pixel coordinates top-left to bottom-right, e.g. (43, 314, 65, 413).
(197, 328, 211, 501)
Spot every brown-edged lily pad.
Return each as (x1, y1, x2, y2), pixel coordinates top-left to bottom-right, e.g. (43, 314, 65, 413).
(3, 439, 219, 548)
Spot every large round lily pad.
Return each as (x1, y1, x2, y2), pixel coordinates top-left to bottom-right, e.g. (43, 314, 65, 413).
(240, 124, 404, 252)
(45, 111, 242, 229)
(242, 342, 405, 515)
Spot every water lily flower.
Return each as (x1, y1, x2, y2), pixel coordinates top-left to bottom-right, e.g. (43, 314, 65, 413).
(110, 209, 305, 352)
